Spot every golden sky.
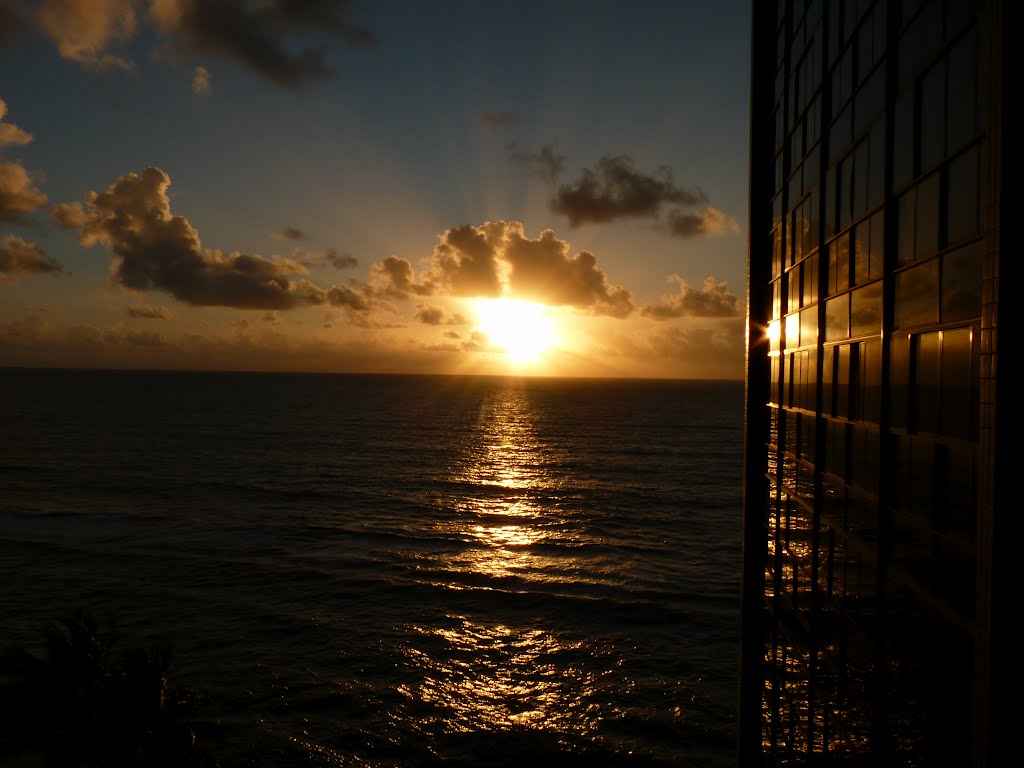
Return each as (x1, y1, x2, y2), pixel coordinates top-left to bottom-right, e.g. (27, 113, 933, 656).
(1, 0, 751, 379)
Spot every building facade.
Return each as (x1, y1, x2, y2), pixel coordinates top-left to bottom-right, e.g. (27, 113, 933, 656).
(741, 1, 1013, 765)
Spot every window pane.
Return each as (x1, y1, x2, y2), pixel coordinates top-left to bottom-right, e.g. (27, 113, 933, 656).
(914, 331, 941, 434)
(942, 242, 982, 322)
(853, 222, 869, 285)
(869, 210, 885, 280)
(895, 260, 939, 328)
(947, 145, 980, 246)
(947, 29, 978, 153)
(920, 58, 946, 172)
(826, 294, 850, 341)
(861, 339, 882, 423)
(890, 333, 910, 429)
(851, 281, 883, 337)
(941, 327, 973, 439)
(916, 173, 940, 261)
(893, 89, 915, 190)
(898, 188, 916, 265)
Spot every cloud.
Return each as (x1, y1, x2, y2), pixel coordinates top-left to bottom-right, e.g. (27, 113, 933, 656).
(290, 247, 357, 271)
(641, 275, 742, 319)
(0, 234, 61, 282)
(551, 155, 707, 226)
(481, 111, 516, 132)
(504, 142, 565, 184)
(666, 206, 740, 238)
(370, 255, 435, 299)
(272, 226, 304, 241)
(51, 166, 365, 311)
(192, 64, 211, 92)
(372, 221, 634, 318)
(127, 303, 172, 319)
(35, 0, 137, 70)
(149, 0, 375, 88)
(0, 99, 32, 146)
(1, 161, 48, 221)
(0, 3, 26, 48)
(414, 304, 465, 326)
(326, 249, 357, 269)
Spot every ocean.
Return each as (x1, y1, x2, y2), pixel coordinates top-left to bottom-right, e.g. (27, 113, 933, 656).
(0, 369, 744, 766)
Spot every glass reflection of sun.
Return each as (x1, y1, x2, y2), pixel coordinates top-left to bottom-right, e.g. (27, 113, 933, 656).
(474, 298, 555, 363)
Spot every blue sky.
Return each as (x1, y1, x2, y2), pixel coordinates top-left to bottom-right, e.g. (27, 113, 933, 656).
(1, 0, 752, 379)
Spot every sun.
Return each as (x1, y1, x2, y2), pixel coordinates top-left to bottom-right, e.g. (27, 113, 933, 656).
(474, 298, 555, 363)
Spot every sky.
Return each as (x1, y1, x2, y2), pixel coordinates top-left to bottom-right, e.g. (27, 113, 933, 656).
(0, 0, 752, 380)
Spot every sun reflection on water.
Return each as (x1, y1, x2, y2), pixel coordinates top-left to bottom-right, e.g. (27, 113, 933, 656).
(399, 385, 607, 738)
(396, 616, 602, 737)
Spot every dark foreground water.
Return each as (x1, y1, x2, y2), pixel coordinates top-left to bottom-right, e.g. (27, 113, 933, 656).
(0, 369, 744, 766)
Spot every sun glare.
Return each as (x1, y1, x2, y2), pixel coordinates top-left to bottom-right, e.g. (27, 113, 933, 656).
(474, 298, 555, 363)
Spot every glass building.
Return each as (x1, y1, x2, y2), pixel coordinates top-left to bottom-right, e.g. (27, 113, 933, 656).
(740, 1, 1014, 765)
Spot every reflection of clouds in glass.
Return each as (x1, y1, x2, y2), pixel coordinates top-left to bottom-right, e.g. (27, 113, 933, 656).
(397, 617, 604, 735)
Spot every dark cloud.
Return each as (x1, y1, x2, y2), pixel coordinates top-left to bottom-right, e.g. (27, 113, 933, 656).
(551, 155, 707, 226)
(504, 142, 565, 184)
(291, 247, 357, 270)
(51, 166, 363, 311)
(272, 226, 304, 241)
(414, 304, 465, 326)
(641, 275, 742, 319)
(1, 161, 47, 221)
(326, 249, 357, 269)
(371, 221, 634, 318)
(665, 207, 740, 238)
(0, 3, 25, 48)
(443, 329, 460, 339)
(481, 111, 516, 132)
(127, 304, 172, 320)
(325, 283, 372, 311)
(0, 234, 60, 282)
(0, 99, 32, 146)
(150, 0, 375, 88)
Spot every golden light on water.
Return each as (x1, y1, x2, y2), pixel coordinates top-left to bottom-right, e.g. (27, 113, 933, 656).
(474, 298, 556, 363)
(396, 385, 605, 737)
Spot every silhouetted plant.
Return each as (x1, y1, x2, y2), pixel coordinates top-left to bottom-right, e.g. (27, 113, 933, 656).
(0, 608, 219, 767)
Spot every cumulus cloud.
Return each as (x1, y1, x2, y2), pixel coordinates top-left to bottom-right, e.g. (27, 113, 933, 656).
(35, 0, 137, 70)
(414, 304, 465, 326)
(370, 255, 434, 299)
(666, 206, 740, 238)
(0, 161, 48, 221)
(504, 142, 565, 184)
(127, 303, 172, 319)
(0, 234, 61, 282)
(0, 99, 32, 146)
(50, 166, 368, 311)
(481, 111, 515, 132)
(149, 0, 375, 88)
(641, 275, 742, 320)
(272, 226, 304, 241)
(551, 154, 707, 226)
(372, 221, 634, 318)
(192, 64, 211, 92)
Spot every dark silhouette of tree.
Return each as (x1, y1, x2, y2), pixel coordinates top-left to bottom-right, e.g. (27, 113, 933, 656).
(0, 609, 219, 767)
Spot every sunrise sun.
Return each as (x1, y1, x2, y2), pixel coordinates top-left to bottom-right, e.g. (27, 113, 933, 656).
(474, 298, 555, 363)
